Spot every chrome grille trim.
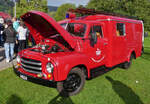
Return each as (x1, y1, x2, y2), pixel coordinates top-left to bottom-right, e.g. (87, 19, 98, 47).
(21, 58, 41, 65)
(21, 63, 41, 70)
(20, 57, 42, 74)
(21, 66, 42, 74)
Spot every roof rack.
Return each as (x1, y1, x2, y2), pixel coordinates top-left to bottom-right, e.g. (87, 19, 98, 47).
(68, 8, 138, 20)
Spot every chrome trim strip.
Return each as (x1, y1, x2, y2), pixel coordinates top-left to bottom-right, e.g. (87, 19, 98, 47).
(21, 66, 42, 74)
(97, 19, 142, 24)
(21, 63, 42, 70)
(21, 58, 41, 65)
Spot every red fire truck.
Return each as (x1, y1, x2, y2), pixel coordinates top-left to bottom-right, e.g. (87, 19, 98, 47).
(14, 8, 144, 96)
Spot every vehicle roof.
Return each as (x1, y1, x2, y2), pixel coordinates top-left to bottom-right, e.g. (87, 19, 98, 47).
(59, 14, 142, 24)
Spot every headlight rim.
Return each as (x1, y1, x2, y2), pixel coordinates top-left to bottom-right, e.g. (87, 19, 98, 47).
(17, 55, 21, 63)
(46, 62, 54, 73)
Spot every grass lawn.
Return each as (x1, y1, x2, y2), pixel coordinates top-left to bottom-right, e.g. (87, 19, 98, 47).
(0, 37, 150, 104)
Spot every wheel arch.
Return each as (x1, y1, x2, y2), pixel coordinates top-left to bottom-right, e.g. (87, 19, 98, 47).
(71, 64, 89, 79)
(127, 50, 136, 62)
(131, 51, 136, 59)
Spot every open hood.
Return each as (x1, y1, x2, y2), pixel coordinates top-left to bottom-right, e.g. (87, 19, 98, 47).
(21, 11, 76, 49)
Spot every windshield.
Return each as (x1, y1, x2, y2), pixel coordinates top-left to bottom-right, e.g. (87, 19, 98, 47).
(60, 23, 86, 37)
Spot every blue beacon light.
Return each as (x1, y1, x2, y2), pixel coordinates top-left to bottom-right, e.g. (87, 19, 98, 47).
(66, 13, 69, 19)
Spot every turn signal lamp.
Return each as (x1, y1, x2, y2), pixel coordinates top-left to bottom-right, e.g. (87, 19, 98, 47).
(37, 73, 43, 78)
(48, 74, 51, 78)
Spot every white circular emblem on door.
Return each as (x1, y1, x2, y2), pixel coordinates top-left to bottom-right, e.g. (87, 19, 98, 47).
(96, 48, 101, 56)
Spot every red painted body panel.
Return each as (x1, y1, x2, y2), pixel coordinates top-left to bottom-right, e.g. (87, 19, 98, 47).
(21, 11, 76, 48)
(17, 11, 143, 82)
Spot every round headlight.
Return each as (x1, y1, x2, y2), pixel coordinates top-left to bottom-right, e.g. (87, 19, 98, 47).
(46, 62, 54, 73)
(17, 55, 21, 63)
(42, 45, 45, 50)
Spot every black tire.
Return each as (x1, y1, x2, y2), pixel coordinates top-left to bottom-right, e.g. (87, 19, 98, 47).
(57, 67, 85, 97)
(121, 54, 134, 69)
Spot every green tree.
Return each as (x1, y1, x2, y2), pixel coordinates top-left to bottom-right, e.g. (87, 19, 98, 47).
(87, 0, 150, 31)
(77, 5, 85, 9)
(54, 3, 76, 21)
(49, 11, 56, 19)
(16, 0, 48, 17)
(0, 0, 13, 15)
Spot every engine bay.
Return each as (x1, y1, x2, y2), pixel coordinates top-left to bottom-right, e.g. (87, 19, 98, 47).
(30, 39, 68, 54)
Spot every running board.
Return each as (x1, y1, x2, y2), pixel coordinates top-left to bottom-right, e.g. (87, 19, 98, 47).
(90, 66, 111, 78)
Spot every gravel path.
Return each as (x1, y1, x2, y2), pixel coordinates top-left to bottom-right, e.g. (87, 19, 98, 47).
(0, 47, 16, 71)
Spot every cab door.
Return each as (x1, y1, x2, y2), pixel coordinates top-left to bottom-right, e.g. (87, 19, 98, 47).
(85, 24, 106, 68)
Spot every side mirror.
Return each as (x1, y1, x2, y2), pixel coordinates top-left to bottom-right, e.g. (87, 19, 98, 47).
(90, 32, 97, 47)
(144, 32, 148, 37)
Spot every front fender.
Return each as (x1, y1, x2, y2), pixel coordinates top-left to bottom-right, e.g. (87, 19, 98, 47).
(54, 53, 88, 81)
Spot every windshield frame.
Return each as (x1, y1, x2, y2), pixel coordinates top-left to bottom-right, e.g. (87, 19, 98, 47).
(60, 22, 87, 38)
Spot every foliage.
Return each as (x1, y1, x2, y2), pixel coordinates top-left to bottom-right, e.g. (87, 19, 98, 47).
(77, 5, 85, 9)
(0, 0, 13, 15)
(54, 3, 76, 21)
(48, 11, 56, 19)
(16, 0, 48, 17)
(87, 0, 150, 31)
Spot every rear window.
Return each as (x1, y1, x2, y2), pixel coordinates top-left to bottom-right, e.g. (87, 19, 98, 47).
(116, 23, 126, 36)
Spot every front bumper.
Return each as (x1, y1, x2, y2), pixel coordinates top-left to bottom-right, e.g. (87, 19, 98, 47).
(13, 66, 56, 88)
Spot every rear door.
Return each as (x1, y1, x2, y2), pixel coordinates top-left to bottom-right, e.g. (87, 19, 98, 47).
(113, 22, 127, 64)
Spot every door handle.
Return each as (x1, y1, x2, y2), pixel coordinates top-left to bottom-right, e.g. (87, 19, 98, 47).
(104, 43, 108, 45)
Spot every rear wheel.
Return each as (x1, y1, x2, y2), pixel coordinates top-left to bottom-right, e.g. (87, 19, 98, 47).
(57, 67, 85, 96)
(121, 54, 134, 69)
(141, 46, 144, 55)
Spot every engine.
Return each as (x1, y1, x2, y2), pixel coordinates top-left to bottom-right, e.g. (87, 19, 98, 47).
(30, 43, 64, 54)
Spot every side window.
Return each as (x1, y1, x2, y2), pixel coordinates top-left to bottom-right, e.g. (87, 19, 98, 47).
(90, 25, 103, 38)
(60, 23, 67, 29)
(116, 23, 125, 36)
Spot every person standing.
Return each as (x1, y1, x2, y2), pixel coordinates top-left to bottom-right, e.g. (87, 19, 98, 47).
(12, 17, 19, 32)
(12, 17, 20, 53)
(0, 17, 4, 47)
(3, 20, 17, 62)
(17, 21, 28, 52)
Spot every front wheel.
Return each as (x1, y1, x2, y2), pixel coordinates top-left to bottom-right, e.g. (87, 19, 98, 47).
(57, 67, 85, 96)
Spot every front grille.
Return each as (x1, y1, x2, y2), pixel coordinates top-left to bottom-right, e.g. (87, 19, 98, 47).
(21, 57, 42, 74)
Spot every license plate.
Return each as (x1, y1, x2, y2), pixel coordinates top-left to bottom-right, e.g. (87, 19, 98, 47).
(20, 74, 27, 80)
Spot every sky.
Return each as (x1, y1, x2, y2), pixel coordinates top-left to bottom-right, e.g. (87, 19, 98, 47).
(47, 0, 90, 7)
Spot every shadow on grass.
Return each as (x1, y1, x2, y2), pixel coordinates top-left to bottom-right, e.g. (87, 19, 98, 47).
(6, 94, 23, 104)
(48, 93, 74, 104)
(106, 76, 144, 104)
